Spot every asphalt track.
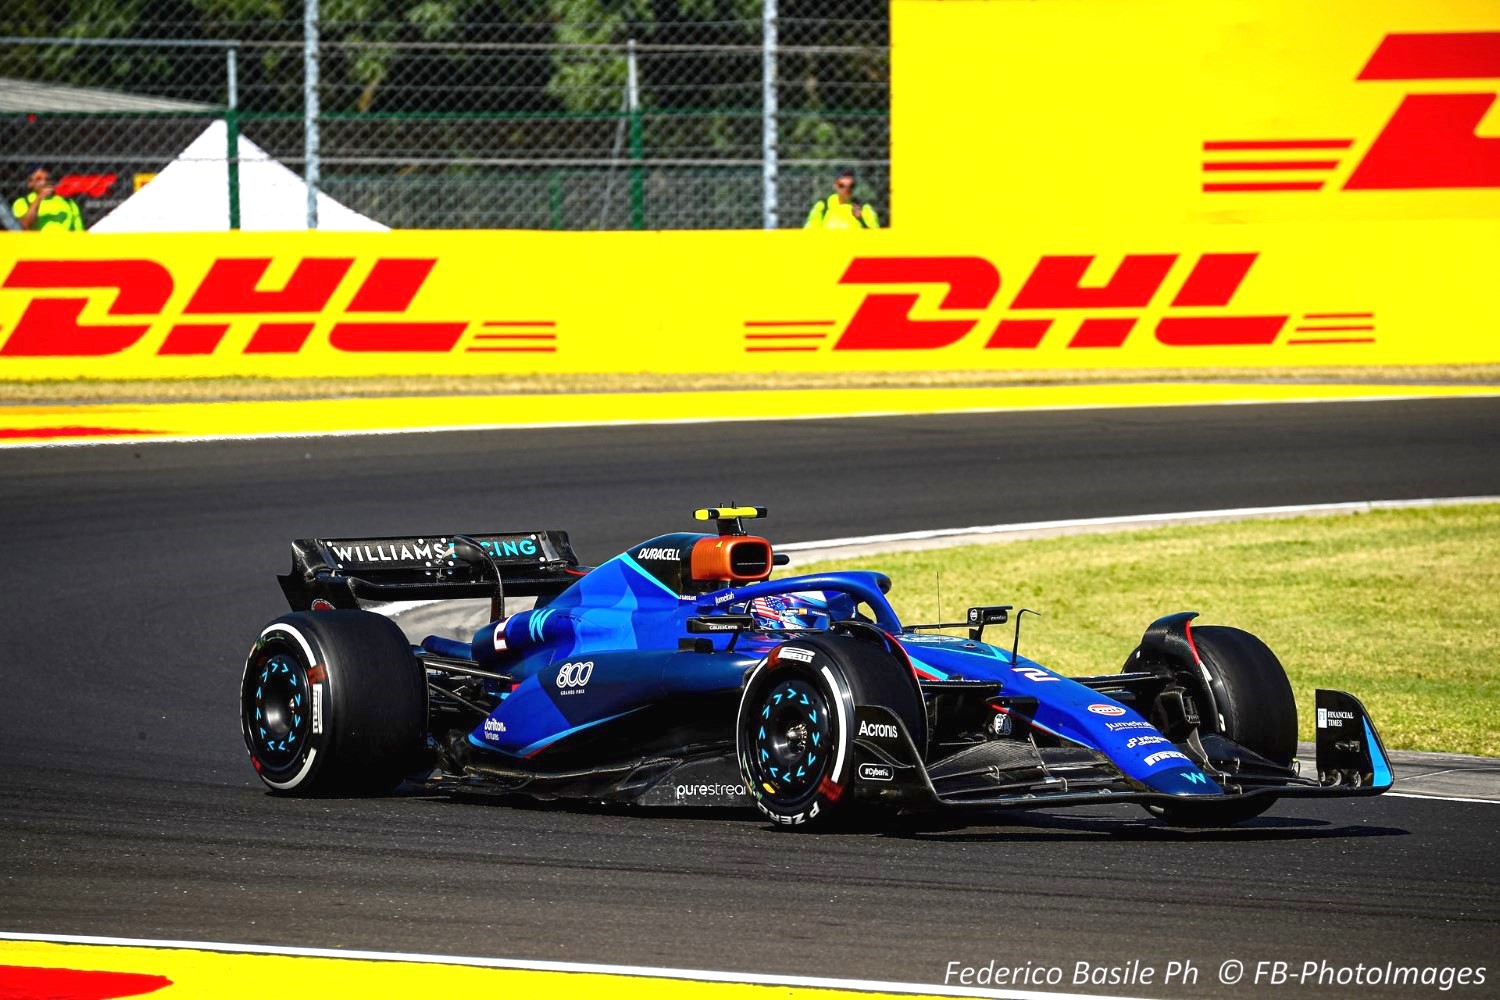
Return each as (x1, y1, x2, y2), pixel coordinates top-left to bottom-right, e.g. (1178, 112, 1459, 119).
(2, 396, 1499, 998)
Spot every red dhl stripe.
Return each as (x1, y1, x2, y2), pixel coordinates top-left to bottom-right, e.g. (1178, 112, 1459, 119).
(1204, 181, 1325, 192)
(1287, 337, 1377, 345)
(0, 965, 172, 998)
(744, 333, 827, 340)
(1303, 312, 1374, 319)
(743, 320, 836, 327)
(1203, 139, 1353, 150)
(1202, 160, 1340, 171)
(0, 426, 162, 440)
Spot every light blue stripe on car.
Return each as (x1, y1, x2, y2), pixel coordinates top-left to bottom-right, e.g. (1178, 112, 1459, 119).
(1363, 717, 1393, 788)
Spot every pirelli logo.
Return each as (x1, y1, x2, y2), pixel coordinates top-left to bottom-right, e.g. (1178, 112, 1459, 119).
(745, 253, 1375, 353)
(0, 257, 557, 357)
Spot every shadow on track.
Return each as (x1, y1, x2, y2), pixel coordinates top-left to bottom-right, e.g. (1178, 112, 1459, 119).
(426, 788, 1407, 842)
(889, 810, 1410, 843)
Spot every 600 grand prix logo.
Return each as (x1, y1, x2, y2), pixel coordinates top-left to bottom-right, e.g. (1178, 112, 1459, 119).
(745, 253, 1374, 353)
(0, 257, 558, 357)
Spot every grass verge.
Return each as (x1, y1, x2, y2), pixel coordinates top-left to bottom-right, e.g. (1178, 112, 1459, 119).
(790, 503, 1500, 756)
(4, 364, 1500, 404)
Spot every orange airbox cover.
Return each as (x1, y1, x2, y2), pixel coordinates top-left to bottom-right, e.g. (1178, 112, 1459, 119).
(691, 535, 773, 582)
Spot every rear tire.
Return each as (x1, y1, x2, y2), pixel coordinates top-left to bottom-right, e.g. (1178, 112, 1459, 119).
(241, 609, 426, 795)
(1150, 624, 1296, 826)
(737, 630, 923, 829)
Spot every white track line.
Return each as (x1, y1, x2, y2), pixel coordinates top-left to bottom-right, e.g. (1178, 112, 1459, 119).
(777, 496, 1500, 557)
(370, 598, 443, 618)
(6, 388, 1499, 449)
(0, 931, 1162, 1000)
(1384, 792, 1499, 805)
(382, 500, 1500, 625)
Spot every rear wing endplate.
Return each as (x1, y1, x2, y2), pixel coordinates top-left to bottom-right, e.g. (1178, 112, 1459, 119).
(277, 530, 581, 614)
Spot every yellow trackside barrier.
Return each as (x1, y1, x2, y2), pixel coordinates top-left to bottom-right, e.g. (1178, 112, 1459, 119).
(0, 222, 1495, 378)
(0, 1, 1495, 381)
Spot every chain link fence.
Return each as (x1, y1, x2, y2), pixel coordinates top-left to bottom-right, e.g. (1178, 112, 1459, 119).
(0, 2, 888, 231)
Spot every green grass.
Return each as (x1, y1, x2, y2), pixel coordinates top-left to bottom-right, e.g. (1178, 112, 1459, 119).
(790, 504, 1500, 756)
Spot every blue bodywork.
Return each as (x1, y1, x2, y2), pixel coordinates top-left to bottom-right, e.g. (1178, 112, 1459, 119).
(439, 532, 1225, 797)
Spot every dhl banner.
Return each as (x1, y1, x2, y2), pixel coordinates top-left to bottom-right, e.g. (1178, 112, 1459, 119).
(0, 223, 1495, 379)
(0, 0, 1496, 381)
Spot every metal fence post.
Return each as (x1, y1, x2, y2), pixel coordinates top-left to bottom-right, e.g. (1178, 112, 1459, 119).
(303, 0, 320, 229)
(225, 44, 241, 230)
(626, 38, 644, 230)
(762, 0, 778, 229)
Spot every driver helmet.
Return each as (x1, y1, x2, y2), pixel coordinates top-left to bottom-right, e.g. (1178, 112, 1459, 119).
(749, 591, 843, 631)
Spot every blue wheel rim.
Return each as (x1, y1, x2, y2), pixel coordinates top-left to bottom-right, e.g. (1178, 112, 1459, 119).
(750, 676, 831, 798)
(250, 652, 309, 769)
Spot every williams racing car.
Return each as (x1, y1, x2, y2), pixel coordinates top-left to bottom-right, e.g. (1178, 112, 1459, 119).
(241, 507, 1393, 827)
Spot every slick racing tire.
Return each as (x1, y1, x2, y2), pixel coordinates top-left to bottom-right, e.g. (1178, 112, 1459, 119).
(241, 609, 426, 795)
(1149, 625, 1296, 827)
(736, 629, 924, 830)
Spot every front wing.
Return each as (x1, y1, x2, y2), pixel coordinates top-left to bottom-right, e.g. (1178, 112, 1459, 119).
(842, 688, 1394, 813)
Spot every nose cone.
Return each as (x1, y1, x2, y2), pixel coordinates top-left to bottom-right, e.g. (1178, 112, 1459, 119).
(1149, 765, 1224, 795)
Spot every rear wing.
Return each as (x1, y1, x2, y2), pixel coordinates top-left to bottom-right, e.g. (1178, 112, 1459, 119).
(277, 530, 582, 615)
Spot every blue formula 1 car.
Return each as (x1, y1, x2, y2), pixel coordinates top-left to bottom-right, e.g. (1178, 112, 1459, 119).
(240, 507, 1393, 827)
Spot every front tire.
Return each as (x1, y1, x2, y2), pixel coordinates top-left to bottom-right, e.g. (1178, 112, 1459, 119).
(1151, 624, 1296, 826)
(241, 609, 426, 795)
(737, 630, 924, 829)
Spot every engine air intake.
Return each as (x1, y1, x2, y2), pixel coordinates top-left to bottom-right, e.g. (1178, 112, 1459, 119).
(692, 536, 774, 582)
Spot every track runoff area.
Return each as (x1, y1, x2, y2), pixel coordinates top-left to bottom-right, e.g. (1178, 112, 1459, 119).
(29, 934, 1451, 1000)
(2, 380, 1499, 447)
(0, 932, 1219, 1000)
(3, 390, 1495, 1000)
(2, 934, 1489, 998)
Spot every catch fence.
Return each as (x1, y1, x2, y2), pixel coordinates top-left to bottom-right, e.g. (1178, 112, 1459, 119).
(0, 4, 888, 230)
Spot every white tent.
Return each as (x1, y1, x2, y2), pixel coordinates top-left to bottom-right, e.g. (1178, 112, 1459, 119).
(92, 120, 386, 232)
